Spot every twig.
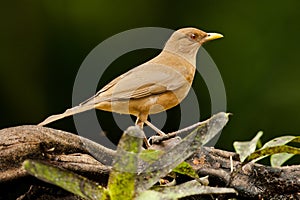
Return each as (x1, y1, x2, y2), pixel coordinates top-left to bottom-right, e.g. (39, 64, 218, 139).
(150, 120, 207, 144)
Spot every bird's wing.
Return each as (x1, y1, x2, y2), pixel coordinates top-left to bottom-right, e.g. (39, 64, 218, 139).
(38, 63, 189, 126)
(81, 63, 189, 105)
(79, 71, 128, 105)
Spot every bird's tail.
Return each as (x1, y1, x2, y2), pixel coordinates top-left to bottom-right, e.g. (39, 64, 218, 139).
(38, 104, 95, 126)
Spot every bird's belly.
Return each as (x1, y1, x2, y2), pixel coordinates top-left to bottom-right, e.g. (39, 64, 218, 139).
(148, 86, 190, 114)
(95, 98, 159, 116)
(128, 85, 190, 115)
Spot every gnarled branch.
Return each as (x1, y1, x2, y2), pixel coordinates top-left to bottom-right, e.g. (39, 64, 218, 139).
(0, 125, 299, 199)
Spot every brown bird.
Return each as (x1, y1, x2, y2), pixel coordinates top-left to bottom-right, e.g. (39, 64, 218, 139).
(38, 27, 223, 145)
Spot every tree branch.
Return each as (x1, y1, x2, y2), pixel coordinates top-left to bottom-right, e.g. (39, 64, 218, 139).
(0, 125, 299, 199)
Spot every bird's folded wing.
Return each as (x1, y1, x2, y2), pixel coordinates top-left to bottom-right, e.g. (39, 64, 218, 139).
(81, 63, 188, 105)
(38, 63, 188, 126)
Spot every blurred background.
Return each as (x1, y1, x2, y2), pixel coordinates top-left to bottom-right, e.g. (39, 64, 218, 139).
(1, 1, 300, 152)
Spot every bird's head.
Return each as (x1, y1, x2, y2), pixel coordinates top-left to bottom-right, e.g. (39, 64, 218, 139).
(164, 27, 223, 64)
(176, 27, 223, 45)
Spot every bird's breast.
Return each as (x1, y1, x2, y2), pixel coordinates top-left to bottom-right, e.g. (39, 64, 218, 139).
(150, 51, 196, 84)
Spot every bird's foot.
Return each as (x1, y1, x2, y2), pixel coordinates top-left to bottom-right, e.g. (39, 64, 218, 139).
(148, 135, 182, 150)
(143, 137, 151, 148)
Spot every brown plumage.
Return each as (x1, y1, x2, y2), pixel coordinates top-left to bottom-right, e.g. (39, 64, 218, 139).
(38, 27, 223, 143)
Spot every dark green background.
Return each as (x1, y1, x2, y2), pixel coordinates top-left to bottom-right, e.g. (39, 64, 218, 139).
(1, 1, 300, 151)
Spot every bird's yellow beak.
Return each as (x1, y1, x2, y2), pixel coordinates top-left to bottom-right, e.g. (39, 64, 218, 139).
(205, 33, 224, 41)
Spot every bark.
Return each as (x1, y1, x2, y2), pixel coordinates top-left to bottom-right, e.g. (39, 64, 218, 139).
(0, 125, 299, 200)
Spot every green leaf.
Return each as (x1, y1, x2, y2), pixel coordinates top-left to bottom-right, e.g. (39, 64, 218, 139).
(172, 162, 199, 179)
(262, 136, 298, 148)
(245, 145, 300, 162)
(136, 190, 167, 200)
(244, 135, 300, 165)
(261, 136, 299, 166)
(270, 153, 294, 167)
(23, 160, 108, 200)
(139, 149, 164, 164)
(136, 180, 236, 200)
(107, 126, 144, 200)
(233, 131, 263, 162)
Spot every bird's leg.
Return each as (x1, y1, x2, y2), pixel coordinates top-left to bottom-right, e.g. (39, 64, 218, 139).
(135, 118, 151, 148)
(144, 120, 166, 136)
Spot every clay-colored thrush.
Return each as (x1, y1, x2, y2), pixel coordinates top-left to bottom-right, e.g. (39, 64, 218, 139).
(38, 27, 223, 142)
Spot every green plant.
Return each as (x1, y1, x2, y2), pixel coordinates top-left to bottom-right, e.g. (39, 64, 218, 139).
(234, 131, 300, 166)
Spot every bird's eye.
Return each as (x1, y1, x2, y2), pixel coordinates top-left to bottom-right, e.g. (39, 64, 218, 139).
(190, 33, 198, 40)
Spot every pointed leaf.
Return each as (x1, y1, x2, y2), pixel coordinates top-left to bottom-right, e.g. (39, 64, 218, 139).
(233, 131, 263, 162)
(172, 162, 199, 179)
(262, 136, 298, 148)
(136, 190, 168, 200)
(249, 135, 300, 164)
(261, 136, 299, 166)
(271, 153, 294, 167)
(136, 180, 236, 200)
(107, 126, 144, 200)
(23, 160, 107, 200)
(139, 149, 164, 164)
(245, 145, 300, 162)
